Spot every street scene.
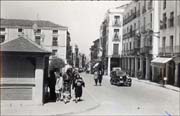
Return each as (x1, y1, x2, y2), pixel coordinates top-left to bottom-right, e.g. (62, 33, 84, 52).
(1, 0, 180, 116)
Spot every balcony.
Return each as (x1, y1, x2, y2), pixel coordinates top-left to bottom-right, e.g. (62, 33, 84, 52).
(140, 46, 151, 54)
(159, 46, 180, 56)
(113, 22, 121, 27)
(129, 30, 136, 37)
(123, 13, 137, 25)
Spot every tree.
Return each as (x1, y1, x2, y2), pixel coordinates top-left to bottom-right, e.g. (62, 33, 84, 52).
(49, 57, 65, 71)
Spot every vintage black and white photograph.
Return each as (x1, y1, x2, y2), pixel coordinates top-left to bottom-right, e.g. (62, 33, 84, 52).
(0, 0, 180, 115)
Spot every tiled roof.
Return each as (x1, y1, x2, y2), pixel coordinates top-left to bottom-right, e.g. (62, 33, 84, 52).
(0, 18, 67, 29)
(0, 37, 51, 54)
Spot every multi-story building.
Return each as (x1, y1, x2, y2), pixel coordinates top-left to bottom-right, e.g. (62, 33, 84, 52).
(0, 18, 68, 62)
(100, 7, 125, 76)
(151, 0, 180, 87)
(122, 0, 159, 81)
(90, 39, 100, 72)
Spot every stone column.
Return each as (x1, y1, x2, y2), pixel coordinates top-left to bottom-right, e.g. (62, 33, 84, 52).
(34, 56, 44, 105)
(140, 56, 143, 79)
(152, 65, 155, 82)
(174, 62, 179, 86)
(131, 58, 134, 77)
(122, 57, 125, 69)
(166, 63, 169, 82)
(107, 57, 111, 76)
(145, 57, 150, 80)
(135, 57, 138, 78)
(128, 58, 130, 74)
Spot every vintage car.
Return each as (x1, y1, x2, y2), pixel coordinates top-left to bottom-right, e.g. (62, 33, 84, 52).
(110, 68, 132, 86)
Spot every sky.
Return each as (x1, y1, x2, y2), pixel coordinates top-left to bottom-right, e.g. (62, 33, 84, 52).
(1, 1, 130, 57)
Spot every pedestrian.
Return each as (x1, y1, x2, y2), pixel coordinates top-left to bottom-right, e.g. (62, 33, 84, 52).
(62, 72, 71, 103)
(72, 74, 85, 103)
(98, 68, 103, 86)
(55, 71, 63, 102)
(94, 70, 98, 86)
(49, 70, 56, 102)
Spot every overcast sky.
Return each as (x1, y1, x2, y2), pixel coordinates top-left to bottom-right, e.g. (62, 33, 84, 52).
(1, 1, 130, 57)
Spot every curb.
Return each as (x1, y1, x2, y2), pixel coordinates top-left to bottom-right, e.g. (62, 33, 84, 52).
(132, 78, 180, 92)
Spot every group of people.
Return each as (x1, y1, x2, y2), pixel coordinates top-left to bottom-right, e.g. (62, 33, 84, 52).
(48, 67, 85, 103)
(93, 67, 104, 86)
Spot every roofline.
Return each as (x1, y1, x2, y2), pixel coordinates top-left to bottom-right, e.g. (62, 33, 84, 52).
(0, 25, 68, 30)
(0, 18, 68, 30)
(0, 37, 52, 54)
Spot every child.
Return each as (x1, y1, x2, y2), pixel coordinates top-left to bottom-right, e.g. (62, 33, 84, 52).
(55, 72, 63, 102)
(73, 74, 85, 103)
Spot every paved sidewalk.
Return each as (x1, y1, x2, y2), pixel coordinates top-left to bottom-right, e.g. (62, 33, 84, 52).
(132, 78, 180, 92)
(1, 88, 99, 116)
(103, 75, 180, 92)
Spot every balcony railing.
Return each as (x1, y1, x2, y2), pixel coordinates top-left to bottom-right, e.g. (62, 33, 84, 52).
(142, 6, 146, 14)
(123, 30, 136, 39)
(123, 13, 137, 25)
(140, 47, 151, 54)
(159, 46, 180, 56)
(113, 22, 121, 27)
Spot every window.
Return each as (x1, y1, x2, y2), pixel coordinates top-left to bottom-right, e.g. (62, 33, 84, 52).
(170, 35, 173, 52)
(0, 35, 5, 43)
(130, 42, 132, 50)
(18, 28, 23, 32)
(163, 0, 166, 9)
(53, 30, 58, 34)
(148, 0, 152, 10)
(36, 29, 41, 33)
(163, 13, 167, 29)
(162, 37, 166, 52)
(35, 36, 41, 45)
(52, 49, 57, 56)
(52, 37, 58, 46)
(113, 44, 119, 55)
(114, 16, 120, 25)
(114, 29, 119, 40)
(0, 28, 5, 31)
(169, 12, 174, 27)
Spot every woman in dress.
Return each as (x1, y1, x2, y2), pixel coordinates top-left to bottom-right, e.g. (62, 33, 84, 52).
(72, 74, 85, 103)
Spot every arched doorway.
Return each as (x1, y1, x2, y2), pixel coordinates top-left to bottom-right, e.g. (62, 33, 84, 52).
(167, 60, 175, 85)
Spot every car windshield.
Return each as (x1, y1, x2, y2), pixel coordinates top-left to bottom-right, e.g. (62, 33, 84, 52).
(116, 70, 126, 76)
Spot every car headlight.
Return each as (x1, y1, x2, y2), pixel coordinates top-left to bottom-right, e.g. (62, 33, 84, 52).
(120, 76, 123, 79)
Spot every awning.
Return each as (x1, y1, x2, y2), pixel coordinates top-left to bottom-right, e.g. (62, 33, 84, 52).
(151, 57, 172, 64)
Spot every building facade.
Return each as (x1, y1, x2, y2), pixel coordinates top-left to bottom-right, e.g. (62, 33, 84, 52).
(100, 7, 125, 76)
(122, 0, 159, 81)
(0, 18, 68, 62)
(152, 0, 180, 86)
(90, 39, 100, 73)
